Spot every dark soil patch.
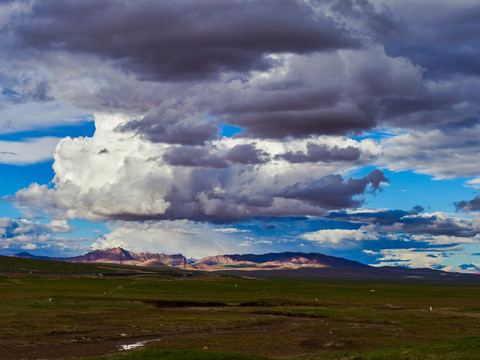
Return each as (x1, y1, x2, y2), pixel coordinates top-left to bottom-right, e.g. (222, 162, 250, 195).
(147, 300, 229, 307)
(239, 301, 309, 307)
(374, 304, 406, 311)
(145, 300, 311, 308)
(251, 309, 325, 318)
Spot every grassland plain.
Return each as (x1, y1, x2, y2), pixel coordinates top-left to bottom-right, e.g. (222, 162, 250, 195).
(1, 256, 480, 359)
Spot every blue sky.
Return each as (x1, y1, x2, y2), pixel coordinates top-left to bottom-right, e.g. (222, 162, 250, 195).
(1, 0, 480, 272)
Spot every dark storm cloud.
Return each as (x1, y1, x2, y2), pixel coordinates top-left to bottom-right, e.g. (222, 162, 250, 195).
(219, 89, 341, 114)
(163, 146, 228, 168)
(226, 107, 374, 138)
(5, 0, 424, 142)
(384, 3, 480, 78)
(119, 111, 217, 145)
(210, 41, 422, 139)
(98, 168, 388, 222)
(455, 195, 480, 212)
(225, 144, 269, 165)
(381, 82, 480, 129)
(276, 143, 361, 163)
(377, 1, 480, 133)
(160, 168, 274, 221)
(215, 85, 379, 138)
(278, 169, 387, 209)
(329, 0, 402, 39)
(11, 0, 362, 81)
(163, 143, 269, 167)
(328, 208, 479, 238)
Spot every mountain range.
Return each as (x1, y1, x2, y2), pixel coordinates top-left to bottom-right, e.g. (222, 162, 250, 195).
(13, 247, 366, 271)
(12, 248, 480, 281)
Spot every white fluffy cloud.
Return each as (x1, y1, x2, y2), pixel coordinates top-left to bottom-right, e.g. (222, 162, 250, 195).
(300, 228, 379, 245)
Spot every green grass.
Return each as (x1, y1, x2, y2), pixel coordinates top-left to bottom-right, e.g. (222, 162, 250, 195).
(0, 254, 121, 274)
(323, 336, 480, 360)
(1, 257, 480, 359)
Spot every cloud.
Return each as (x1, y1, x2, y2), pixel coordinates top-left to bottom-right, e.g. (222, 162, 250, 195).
(380, 122, 480, 179)
(382, 0, 480, 78)
(1, 80, 53, 104)
(456, 195, 480, 212)
(214, 228, 249, 233)
(0, 0, 473, 147)
(367, 248, 453, 270)
(118, 109, 218, 145)
(300, 228, 378, 245)
(300, 225, 480, 271)
(224, 144, 269, 165)
(275, 143, 361, 163)
(215, 47, 422, 139)
(465, 178, 480, 189)
(163, 146, 229, 168)
(458, 263, 480, 272)
(0, 100, 89, 135)
(0, 137, 60, 164)
(328, 209, 480, 238)
(3, 1, 423, 142)
(13, 114, 385, 221)
(10, 0, 362, 82)
(278, 169, 387, 209)
(0, 217, 87, 256)
(368, 0, 480, 180)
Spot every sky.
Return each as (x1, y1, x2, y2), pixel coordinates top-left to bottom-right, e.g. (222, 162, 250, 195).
(1, 0, 480, 272)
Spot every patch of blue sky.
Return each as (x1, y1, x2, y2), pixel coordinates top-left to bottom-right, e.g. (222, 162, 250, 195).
(219, 217, 361, 248)
(351, 127, 397, 142)
(0, 200, 21, 219)
(240, 216, 362, 232)
(0, 161, 55, 196)
(350, 166, 476, 213)
(0, 118, 95, 141)
(0, 161, 55, 219)
(64, 218, 109, 239)
(218, 124, 243, 137)
(199, 110, 244, 138)
(445, 244, 480, 265)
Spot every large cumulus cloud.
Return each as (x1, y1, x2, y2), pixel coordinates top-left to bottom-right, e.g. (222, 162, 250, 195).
(14, 114, 383, 221)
